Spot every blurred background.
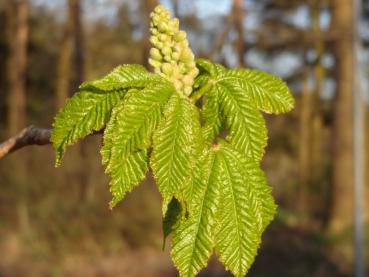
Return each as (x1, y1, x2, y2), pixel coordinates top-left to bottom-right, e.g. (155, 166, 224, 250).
(0, 0, 368, 276)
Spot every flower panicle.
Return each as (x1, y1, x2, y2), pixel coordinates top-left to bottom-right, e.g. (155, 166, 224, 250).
(149, 5, 199, 96)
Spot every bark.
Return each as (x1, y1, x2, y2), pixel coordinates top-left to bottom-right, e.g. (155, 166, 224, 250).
(70, 0, 85, 90)
(298, 68, 313, 212)
(55, 4, 73, 109)
(6, 0, 28, 136)
(311, 1, 325, 184)
(298, 68, 313, 213)
(328, 0, 354, 235)
(56, 0, 85, 110)
(233, 0, 245, 66)
(5, 0, 30, 236)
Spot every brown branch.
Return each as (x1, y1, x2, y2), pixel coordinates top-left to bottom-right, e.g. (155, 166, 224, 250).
(0, 126, 52, 159)
(0, 126, 104, 160)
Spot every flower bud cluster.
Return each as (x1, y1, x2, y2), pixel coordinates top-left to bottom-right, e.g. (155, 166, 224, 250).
(149, 5, 199, 96)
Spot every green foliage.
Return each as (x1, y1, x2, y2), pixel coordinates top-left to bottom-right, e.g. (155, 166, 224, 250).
(51, 5, 294, 277)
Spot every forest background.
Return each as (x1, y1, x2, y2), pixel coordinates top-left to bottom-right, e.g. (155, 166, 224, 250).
(0, 0, 369, 276)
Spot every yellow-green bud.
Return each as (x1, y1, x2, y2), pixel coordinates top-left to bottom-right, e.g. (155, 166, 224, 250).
(149, 58, 161, 68)
(154, 5, 164, 13)
(174, 31, 186, 42)
(162, 46, 171, 56)
(162, 63, 173, 75)
(172, 52, 180, 61)
(180, 49, 194, 63)
(150, 36, 159, 46)
(183, 87, 192, 96)
(150, 48, 162, 61)
(159, 34, 167, 42)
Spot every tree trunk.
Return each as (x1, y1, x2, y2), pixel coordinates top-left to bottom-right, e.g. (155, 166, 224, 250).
(327, 0, 354, 269)
(70, 0, 85, 90)
(311, 0, 325, 185)
(56, 0, 85, 110)
(233, 0, 245, 67)
(56, 0, 89, 202)
(6, 0, 28, 136)
(55, 2, 73, 109)
(328, 0, 354, 235)
(298, 68, 313, 215)
(5, 0, 30, 236)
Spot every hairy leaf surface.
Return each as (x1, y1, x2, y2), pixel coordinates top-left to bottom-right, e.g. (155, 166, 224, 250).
(217, 81, 267, 161)
(151, 92, 203, 215)
(215, 143, 264, 277)
(172, 149, 221, 277)
(51, 88, 125, 166)
(222, 69, 294, 114)
(80, 64, 166, 91)
(102, 84, 174, 207)
(201, 86, 222, 142)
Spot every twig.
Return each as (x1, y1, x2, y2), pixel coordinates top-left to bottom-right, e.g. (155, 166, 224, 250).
(0, 126, 51, 159)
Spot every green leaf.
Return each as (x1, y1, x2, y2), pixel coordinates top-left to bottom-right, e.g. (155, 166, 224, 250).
(151, 92, 203, 215)
(80, 64, 166, 91)
(215, 142, 265, 277)
(201, 86, 223, 143)
(51, 88, 125, 166)
(171, 142, 275, 277)
(196, 58, 225, 77)
(221, 142, 277, 233)
(217, 81, 267, 161)
(171, 149, 222, 277)
(108, 149, 149, 208)
(220, 68, 294, 114)
(102, 84, 174, 208)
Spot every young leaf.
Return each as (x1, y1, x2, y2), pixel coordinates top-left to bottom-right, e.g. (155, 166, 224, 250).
(171, 149, 222, 277)
(102, 84, 174, 208)
(108, 149, 148, 208)
(196, 58, 225, 77)
(222, 69, 294, 114)
(217, 81, 267, 161)
(51, 88, 125, 166)
(221, 142, 277, 233)
(151, 92, 203, 215)
(201, 86, 223, 143)
(214, 143, 265, 277)
(80, 64, 165, 91)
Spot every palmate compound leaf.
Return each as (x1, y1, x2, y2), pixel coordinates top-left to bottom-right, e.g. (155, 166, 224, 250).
(51, 88, 125, 166)
(151, 92, 203, 215)
(171, 142, 276, 277)
(52, 64, 166, 166)
(101, 83, 175, 208)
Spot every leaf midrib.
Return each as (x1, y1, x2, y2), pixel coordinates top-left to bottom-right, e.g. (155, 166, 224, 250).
(185, 152, 216, 276)
(219, 152, 242, 275)
(217, 83, 260, 160)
